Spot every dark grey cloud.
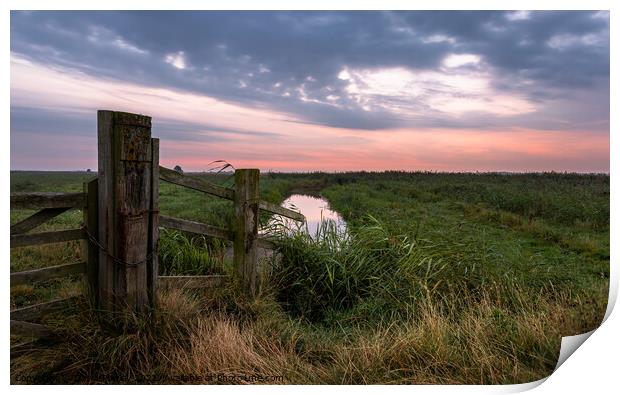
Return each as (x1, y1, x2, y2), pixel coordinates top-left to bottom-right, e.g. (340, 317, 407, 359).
(10, 11, 609, 131)
(11, 106, 94, 136)
(155, 119, 284, 142)
(10, 106, 282, 144)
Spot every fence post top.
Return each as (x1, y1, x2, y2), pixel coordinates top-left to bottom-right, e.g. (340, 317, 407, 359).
(97, 110, 152, 127)
(235, 168, 260, 174)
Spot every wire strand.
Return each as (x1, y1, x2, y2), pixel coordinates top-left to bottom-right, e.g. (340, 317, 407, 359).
(81, 225, 153, 268)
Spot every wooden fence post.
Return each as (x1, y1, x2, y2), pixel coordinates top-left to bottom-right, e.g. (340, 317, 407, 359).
(97, 110, 156, 311)
(233, 169, 260, 295)
(148, 138, 160, 307)
(83, 178, 99, 306)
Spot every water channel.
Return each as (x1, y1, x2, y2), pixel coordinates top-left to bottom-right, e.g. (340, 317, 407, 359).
(270, 194, 347, 239)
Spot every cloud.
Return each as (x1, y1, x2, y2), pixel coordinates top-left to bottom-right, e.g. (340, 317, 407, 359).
(165, 51, 187, 69)
(442, 54, 481, 68)
(10, 11, 608, 132)
(505, 11, 531, 21)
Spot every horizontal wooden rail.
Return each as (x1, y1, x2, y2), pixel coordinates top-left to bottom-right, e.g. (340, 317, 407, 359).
(10, 192, 86, 210)
(10, 207, 70, 235)
(159, 275, 228, 289)
(159, 166, 234, 200)
(159, 166, 305, 221)
(11, 297, 79, 322)
(11, 262, 87, 286)
(10, 228, 84, 248)
(11, 320, 58, 340)
(259, 200, 305, 222)
(160, 215, 277, 249)
(160, 215, 233, 241)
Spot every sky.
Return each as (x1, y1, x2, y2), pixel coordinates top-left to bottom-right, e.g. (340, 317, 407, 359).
(10, 10, 610, 172)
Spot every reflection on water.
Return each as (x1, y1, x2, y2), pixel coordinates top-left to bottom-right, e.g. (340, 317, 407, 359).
(267, 194, 347, 239)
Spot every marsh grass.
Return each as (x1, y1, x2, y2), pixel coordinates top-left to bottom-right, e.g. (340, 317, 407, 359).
(9, 170, 609, 384)
(11, 284, 592, 384)
(158, 229, 227, 276)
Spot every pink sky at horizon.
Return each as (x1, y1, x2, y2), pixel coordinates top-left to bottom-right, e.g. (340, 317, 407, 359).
(10, 55, 610, 173)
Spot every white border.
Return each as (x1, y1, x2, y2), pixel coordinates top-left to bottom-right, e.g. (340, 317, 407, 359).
(3, 1, 617, 393)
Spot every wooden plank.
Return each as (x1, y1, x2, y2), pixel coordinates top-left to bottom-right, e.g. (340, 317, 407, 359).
(233, 169, 260, 295)
(159, 166, 234, 201)
(160, 215, 275, 249)
(159, 275, 228, 290)
(116, 112, 152, 310)
(84, 178, 99, 305)
(11, 320, 57, 340)
(98, 110, 154, 311)
(259, 200, 305, 222)
(10, 192, 86, 210)
(10, 297, 79, 322)
(160, 215, 234, 241)
(11, 207, 70, 235)
(98, 110, 114, 311)
(149, 138, 160, 306)
(10, 228, 84, 248)
(11, 261, 86, 286)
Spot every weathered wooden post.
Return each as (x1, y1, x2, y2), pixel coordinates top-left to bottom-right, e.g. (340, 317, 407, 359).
(233, 168, 260, 295)
(96, 110, 158, 311)
(83, 178, 99, 306)
(148, 138, 160, 306)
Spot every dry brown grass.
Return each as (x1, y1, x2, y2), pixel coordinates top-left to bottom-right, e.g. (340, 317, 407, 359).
(10, 282, 606, 385)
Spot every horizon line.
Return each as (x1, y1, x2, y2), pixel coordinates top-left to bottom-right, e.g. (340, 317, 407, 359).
(9, 169, 611, 175)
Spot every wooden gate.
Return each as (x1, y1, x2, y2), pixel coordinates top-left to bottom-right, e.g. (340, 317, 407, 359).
(10, 110, 304, 352)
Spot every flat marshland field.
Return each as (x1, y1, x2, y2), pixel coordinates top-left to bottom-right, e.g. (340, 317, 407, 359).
(10, 171, 609, 384)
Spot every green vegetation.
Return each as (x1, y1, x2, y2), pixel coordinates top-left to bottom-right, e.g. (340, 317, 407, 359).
(10, 170, 609, 384)
(159, 229, 226, 276)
